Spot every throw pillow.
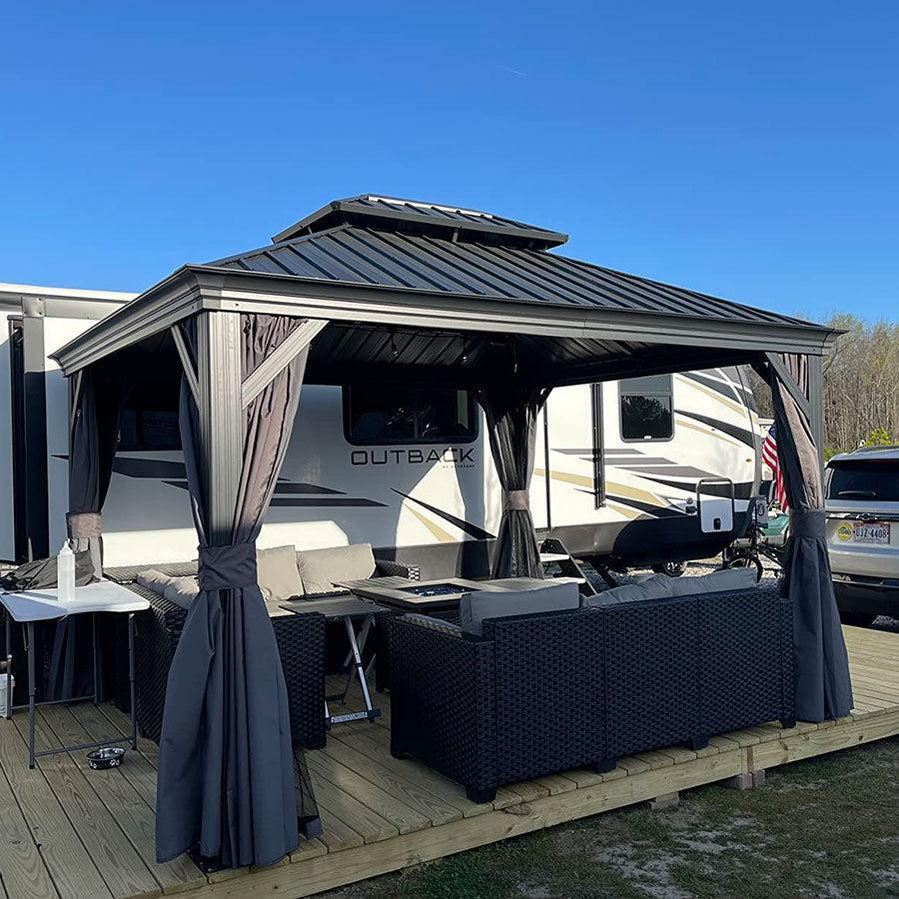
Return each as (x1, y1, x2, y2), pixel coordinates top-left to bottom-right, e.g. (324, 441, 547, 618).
(256, 544, 304, 602)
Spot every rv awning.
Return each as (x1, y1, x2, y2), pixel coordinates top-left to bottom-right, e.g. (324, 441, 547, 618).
(51, 194, 836, 381)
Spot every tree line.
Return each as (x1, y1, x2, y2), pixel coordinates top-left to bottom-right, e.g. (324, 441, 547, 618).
(748, 314, 899, 457)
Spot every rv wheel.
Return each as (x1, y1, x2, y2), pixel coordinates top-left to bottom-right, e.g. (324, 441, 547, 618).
(652, 561, 687, 578)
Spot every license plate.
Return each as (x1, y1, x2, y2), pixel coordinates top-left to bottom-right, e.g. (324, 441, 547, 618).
(852, 522, 890, 545)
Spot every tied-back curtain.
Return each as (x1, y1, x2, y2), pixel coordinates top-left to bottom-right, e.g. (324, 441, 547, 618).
(156, 314, 320, 869)
(49, 366, 129, 701)
(767, 353, 853, 722)
(478, 383, 551, 578)
(67, 366, 130, 575)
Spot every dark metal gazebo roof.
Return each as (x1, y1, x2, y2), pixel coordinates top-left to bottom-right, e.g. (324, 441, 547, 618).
(52, 194, 837, 381)
(214, 195, 808, 329)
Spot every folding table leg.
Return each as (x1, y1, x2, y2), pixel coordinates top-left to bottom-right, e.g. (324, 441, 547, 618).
(128, 613, 137, 749)
(344, 617, 375, 718)
(92, 613, 99, 705)
(4, 613, 11, 720)
(27, 623, 35, 769)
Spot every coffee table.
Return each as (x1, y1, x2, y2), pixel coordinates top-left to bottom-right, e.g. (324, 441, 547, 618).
(335, 576, 582, 614)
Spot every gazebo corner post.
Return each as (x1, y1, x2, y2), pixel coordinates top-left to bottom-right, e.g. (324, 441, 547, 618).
(760, 351, 853, 723)
(196, 310, 243, 540)
(807, 353, 825, 474)
(156, 307, 323, 870)
(476, 378, 551, 579)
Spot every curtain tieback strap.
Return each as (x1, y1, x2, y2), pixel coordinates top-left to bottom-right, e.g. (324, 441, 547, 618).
(790, 509, 825, 540)
(198, 543, 258, 591)
(66, 511, 102, 539)
(503, 490, 530, 512)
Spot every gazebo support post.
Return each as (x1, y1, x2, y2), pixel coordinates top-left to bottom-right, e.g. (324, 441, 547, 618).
(197, 310, 244, 539)
(807, 353, 825, 472)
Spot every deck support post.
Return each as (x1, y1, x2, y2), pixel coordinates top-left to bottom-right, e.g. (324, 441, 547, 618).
(724, 769, 766, 791)
(646, 791, 680, 811)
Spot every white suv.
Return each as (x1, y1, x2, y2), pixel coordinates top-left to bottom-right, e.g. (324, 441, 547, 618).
(826, 446, 899, 625)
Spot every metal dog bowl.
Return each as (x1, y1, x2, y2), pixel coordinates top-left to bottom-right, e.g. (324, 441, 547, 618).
(87, 746, 125, 770)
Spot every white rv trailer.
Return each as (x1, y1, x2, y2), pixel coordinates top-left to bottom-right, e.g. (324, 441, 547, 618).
(1, 282, 760, 576)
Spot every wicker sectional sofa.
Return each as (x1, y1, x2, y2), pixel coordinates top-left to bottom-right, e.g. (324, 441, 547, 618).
(387, 584, 795, 802)
(110, 553, 413, 750)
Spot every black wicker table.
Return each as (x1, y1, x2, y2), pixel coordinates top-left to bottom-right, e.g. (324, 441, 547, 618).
(280, 595, 386, 727)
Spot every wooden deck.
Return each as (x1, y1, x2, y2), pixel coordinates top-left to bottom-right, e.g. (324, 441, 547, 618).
(1, 623, 897, 899)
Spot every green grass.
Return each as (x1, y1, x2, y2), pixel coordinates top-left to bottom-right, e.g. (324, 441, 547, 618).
(322, 738, 899, 899)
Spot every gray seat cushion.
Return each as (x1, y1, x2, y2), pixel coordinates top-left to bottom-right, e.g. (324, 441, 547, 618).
(297, 543, 376, 595)
(403, 613, 463, 637)
(460, 582, 581, 636)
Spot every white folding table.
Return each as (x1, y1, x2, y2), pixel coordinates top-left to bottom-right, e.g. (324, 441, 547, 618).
(0, 581, 150, 768)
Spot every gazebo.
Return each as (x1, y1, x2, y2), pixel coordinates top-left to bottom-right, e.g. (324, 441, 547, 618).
(51, 195, 852, 869)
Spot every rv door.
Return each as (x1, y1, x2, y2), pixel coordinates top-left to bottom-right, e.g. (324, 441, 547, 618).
(696, 478, 735, 535)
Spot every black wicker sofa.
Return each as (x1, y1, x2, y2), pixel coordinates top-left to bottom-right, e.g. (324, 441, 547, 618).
(108, 553, 413, 751)
(387, 583, 795, 802)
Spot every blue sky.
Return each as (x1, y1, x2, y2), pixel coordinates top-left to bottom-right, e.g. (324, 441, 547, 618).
(1, 2, 896, 323)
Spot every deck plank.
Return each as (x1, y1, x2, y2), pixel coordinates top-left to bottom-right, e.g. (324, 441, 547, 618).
(0, 718, 113, 899)
(330, 728, 489, 819)
(12, 711, 161, 899)
(319, 736, 463, 826)
(0, 750, 57, 899)
(72, 704, 160, 810)
(40, 705, 206, 894)
(306, 765, 399, 844)
(306, 748, 433, 835)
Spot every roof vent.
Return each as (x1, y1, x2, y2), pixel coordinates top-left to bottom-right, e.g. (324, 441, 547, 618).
(271, 195, 568, 249)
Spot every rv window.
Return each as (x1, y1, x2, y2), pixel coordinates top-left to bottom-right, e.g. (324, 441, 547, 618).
(344, 385, 477, 445)
(118, 382, 181, 451)
(619, 375, 673, 441)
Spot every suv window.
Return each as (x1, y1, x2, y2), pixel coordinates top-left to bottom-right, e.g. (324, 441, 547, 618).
(826, 460, 899, 502)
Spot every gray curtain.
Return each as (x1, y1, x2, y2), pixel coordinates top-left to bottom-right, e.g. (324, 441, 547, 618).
(478, 383, 551, 578)
(66, 366, 131, 574)
(156, 314, 320, 869)
(766, 353, 853, 722)
(48, 366, 129, 701)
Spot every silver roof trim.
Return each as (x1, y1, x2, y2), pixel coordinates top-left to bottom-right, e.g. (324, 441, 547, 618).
(51, 265, 838, 376)
(0, 281, 136, 319)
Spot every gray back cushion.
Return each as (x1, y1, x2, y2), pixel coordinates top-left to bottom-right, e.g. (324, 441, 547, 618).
(667, 566, 757, 596)
(297, 543, 376, 595)
(135, 569, 174, 595)
(459, 582, 581, 636)
(584, 582, 650, 608)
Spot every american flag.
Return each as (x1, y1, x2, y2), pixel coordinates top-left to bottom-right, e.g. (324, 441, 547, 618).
(762, 425, 788, 511)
